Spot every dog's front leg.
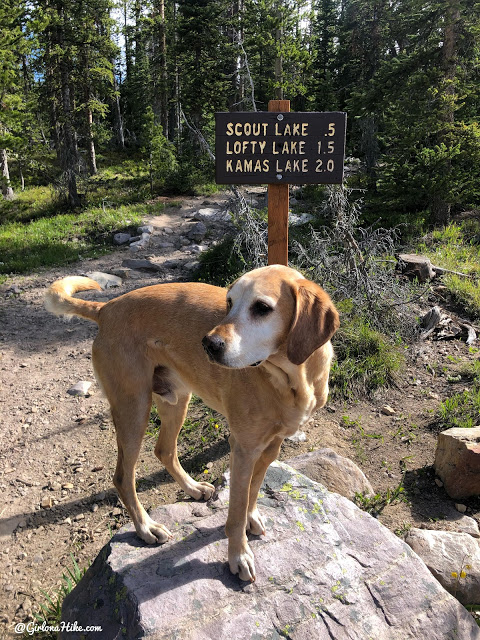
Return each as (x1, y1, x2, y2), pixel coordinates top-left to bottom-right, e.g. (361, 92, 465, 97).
(225, 435, 260, 582)
(247, 435, 283, 536)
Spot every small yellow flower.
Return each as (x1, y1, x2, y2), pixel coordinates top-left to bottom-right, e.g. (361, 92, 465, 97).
(214, 423, 219, 429)
(203, 469, 209, 474)
(460, 571, 467, 579)
(451, 572, 458, 578)
(465, 564, 472, 569)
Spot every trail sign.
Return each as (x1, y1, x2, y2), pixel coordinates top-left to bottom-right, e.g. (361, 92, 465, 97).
(215, 111, 346, 185)
(215, 101, 347, 266)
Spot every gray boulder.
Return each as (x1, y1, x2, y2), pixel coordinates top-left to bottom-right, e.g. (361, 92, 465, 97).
(113, 232, 132, 246)
(194, 208, 232, 223)
(67, 381, 92, 397)
(85, 271, 123, 289)
(288, 448, 374, 499)
(138, 225, 154, 234)
(289, 213, 314, 226)
(121, 258, 163, 272)
(61, 462, 479, 639)
(129, 233, 151, 252)
(405, 528, 480, 605)
(186, 221, 207, 243)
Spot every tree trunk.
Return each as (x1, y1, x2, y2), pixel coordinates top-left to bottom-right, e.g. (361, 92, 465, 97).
(159, 0, 168, 138)
(152, 0, 169, 137)
(432, 0, 460, 225)
(45, 41, 61, 151)
(58, 9, 81, 207)
(275, 6, 283, 99)
(431, 193, 452, 226)
(81, 37, 97, 176)
(112, 60, 125, 148)
(0, 149, 14, 200)
(86, 104, 97, 175)
(173, 1, 182, 150)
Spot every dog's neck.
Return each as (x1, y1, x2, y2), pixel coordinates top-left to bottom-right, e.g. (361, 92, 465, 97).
(262, 351, 316, 410)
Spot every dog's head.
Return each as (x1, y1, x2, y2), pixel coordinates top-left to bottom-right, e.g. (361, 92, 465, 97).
(202, 265, 339, 368)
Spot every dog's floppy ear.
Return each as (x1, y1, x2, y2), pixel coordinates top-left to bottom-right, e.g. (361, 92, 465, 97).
(286, 280, 340, 365)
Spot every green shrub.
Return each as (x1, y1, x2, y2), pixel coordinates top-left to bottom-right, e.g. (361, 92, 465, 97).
(438, 382, 480, 430)
(331, 315, 404, 398)
(417, 219, 480, 320)
(196, 237, 246, 286)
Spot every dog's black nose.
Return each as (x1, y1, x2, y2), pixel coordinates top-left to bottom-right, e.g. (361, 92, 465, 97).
(202, 334, 225, 361)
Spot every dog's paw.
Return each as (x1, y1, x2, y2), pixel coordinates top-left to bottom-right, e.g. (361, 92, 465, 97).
(185, 480, 216, 501)
(229, 544, 256, 582)
(247, 509, 266, 536)
(137, 517, 172, 545)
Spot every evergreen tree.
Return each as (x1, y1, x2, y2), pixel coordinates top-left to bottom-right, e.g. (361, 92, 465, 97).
(71, 0, 117, 175)
(33, 0, 82, 206)
(0, 0, 27, 199)
(309, 0, 339, 111)
(176, 0, 235, 126)
(242, 0, 312, 110)
(365, 0, 480, 221)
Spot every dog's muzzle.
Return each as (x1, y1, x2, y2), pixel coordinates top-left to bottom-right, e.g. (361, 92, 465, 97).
(202, 334, 225, 363)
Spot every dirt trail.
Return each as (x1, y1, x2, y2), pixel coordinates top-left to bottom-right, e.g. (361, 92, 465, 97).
(0, 190, 478, 635)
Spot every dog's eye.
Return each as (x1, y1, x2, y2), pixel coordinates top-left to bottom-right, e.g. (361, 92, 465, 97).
(251, 301, 273, 317)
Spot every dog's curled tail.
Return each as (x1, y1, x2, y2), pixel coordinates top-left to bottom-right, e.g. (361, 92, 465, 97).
(45, 276, 104, 323)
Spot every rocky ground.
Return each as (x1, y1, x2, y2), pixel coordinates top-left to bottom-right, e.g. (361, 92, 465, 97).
(0, 189, 479, 637)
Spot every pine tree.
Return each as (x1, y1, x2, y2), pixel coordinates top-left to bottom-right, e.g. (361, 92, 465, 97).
(310, 0, 339, 111)
(33, 0, 82, 206)
(366, 0, 480, 221)
(72, 0, 117, 175)
(0, 0, 27, 199)
(176, 0, 234, 126)
(242, 0, 312, 110)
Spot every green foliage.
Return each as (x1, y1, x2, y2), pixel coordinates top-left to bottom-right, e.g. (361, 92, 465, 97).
(330, 314, 405, 398)
(354, 483, 406, 517)
(142, 107, 177, 192)
(417, 219, 480, 320)
(438, 388, 480, 430)
(166, 140, 217, 195)
(196, 237, 246, 287)
(33, 554, 86, 634)
(0, 156, 149, 274)
(0, 204, 142, 274)
(436, 355, 480, 430)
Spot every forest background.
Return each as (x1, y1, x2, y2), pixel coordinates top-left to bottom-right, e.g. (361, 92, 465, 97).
(1, 0, 480, 227)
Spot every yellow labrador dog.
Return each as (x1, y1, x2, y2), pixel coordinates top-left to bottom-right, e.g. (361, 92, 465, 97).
(45, 265, 339, 582)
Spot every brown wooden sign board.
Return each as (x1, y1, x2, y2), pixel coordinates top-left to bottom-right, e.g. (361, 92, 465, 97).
(215, 111, 346, 185)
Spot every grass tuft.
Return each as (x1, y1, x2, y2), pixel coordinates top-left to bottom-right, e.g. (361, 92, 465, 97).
(417, 219, 480, 320)
(32, 554, 86, 638)
(436, 357, 480, 430)
(330, 316, 405, 398)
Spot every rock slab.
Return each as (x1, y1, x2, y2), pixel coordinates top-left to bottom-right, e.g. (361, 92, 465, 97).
(405, 528, 480, 605)
(287, 448, 374, 499)
(61, 462, 479, 639)
(435, 427, 480, 499)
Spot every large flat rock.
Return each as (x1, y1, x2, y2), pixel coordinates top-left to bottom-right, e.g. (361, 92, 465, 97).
(61, 462, 480, 639)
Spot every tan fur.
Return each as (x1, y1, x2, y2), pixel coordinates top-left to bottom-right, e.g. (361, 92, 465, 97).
(45, 265, 339, 582)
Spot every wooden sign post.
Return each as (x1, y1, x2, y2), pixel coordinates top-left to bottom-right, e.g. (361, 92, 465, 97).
(267, 99, 290, 265)
(215, 105, 347, 266)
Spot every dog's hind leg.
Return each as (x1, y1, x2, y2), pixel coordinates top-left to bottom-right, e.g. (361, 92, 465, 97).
(153, 393, 216, 501)
(111, 392, 172, 545)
